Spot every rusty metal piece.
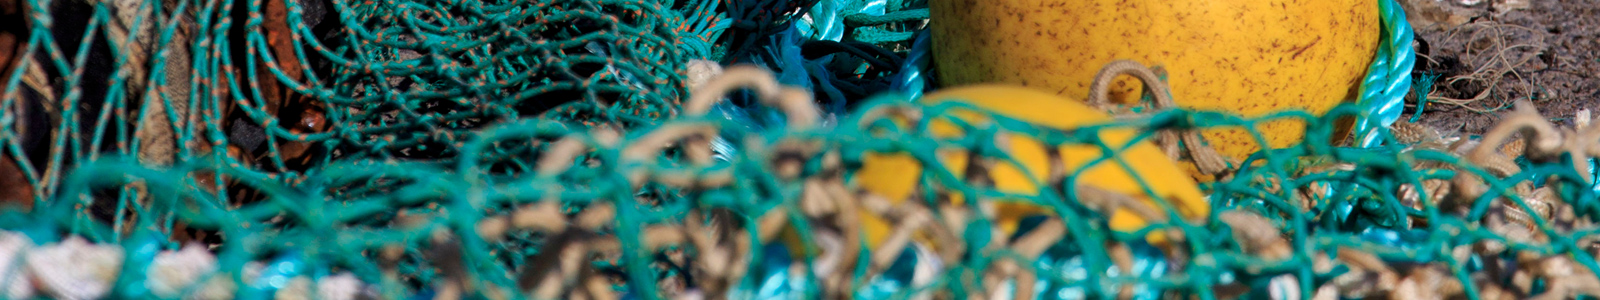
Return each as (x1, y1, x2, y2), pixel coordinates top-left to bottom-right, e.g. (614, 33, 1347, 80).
(0, 157, 32, 210)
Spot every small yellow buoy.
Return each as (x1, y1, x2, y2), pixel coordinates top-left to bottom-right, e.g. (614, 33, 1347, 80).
(851, 85, 1210, 249)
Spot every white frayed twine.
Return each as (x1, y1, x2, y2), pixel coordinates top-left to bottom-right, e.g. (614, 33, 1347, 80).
(0, 231, 383, 300)
(186, 275, 239, 300)
(1576, 109, 1591, 129)
(276, 273, 367, 300)
(180, 262, 262, 300)
(685, 59, 724, 90)
(1269, 274, 1302, 300)
(25, 236, 124, 300)
(0, 231, 35, 299)
(147, 244, 219, 298)
(184, 262, 269, 300)
(313, 273, 367, 300)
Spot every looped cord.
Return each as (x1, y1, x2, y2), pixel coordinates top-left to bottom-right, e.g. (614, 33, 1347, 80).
(1086, 60, 1232, 176)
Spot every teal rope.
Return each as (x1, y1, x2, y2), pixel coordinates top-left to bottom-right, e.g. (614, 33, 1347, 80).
(797, 0, 926, 44)
(1409, 73, 1437, 123)
(890, 28, 930, 99)
(1319, 0, 1418, 240)
(1354, 0, 1418, 148)
(843, 8, 927, 26)
(23, 98, 1593, 299)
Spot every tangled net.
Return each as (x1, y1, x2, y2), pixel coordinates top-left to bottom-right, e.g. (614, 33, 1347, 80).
(1, 0, 1599, 299)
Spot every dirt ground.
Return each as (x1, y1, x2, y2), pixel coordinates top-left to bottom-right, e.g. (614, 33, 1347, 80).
(1402, 0, 1597, 136)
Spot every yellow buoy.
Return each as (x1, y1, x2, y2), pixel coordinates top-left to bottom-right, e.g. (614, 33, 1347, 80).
(929, 0, 1381, 180)
(851, 85, 1210, 250)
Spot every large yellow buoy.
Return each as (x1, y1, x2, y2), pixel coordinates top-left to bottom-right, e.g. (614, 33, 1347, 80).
(929, 0, 1382, 179)
(851, 85, 1210, 249)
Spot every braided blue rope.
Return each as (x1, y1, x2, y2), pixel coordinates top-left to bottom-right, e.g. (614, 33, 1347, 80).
(1354, 0, 1418, 148)
(1324, 0, 1417, 227)
(1591, 158, 1599, 195)
(891, 28, 931, 100)
(797, 0, 887, 41)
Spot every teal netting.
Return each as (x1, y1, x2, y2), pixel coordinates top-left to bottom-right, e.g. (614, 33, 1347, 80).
(1, 0, 1599, 299)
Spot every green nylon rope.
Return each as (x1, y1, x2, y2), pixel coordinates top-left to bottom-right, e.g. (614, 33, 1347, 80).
(17, 97, 1599, 299)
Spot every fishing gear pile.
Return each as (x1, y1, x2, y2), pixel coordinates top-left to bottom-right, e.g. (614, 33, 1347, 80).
(1, 0, 1598, 299)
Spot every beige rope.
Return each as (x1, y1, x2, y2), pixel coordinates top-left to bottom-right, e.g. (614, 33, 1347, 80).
(96, 0, 198, 168)
(1086, 60, 1232, 176)
(470, 61, 1600, 299)
(682, 65, 820, 129)
(1470, 101, 1560, 177)
(535, 129, 620, 178)
(1002, 218, 1065, 300)
(487, 64, 839, 299)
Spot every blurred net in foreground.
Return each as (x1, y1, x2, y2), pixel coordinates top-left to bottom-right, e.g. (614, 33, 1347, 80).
(5, 62, 1600, 299)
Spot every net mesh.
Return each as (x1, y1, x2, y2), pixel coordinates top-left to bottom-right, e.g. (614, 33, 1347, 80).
(0, 0, 1598, 299)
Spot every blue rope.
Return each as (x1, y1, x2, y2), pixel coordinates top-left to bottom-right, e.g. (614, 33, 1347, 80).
(1410, 73, 1438, 123)
(891, 28, 931, 100)
(1323, 0, 1417, 222)
(1591, 158, 1599, 195)
(1354, 0, 1418, 148)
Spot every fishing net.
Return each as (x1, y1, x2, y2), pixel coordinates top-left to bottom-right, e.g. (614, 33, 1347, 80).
(0, 0, 1598, 299)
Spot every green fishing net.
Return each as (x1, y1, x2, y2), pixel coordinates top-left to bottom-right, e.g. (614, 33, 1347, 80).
(0, 0, 1598, 299)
